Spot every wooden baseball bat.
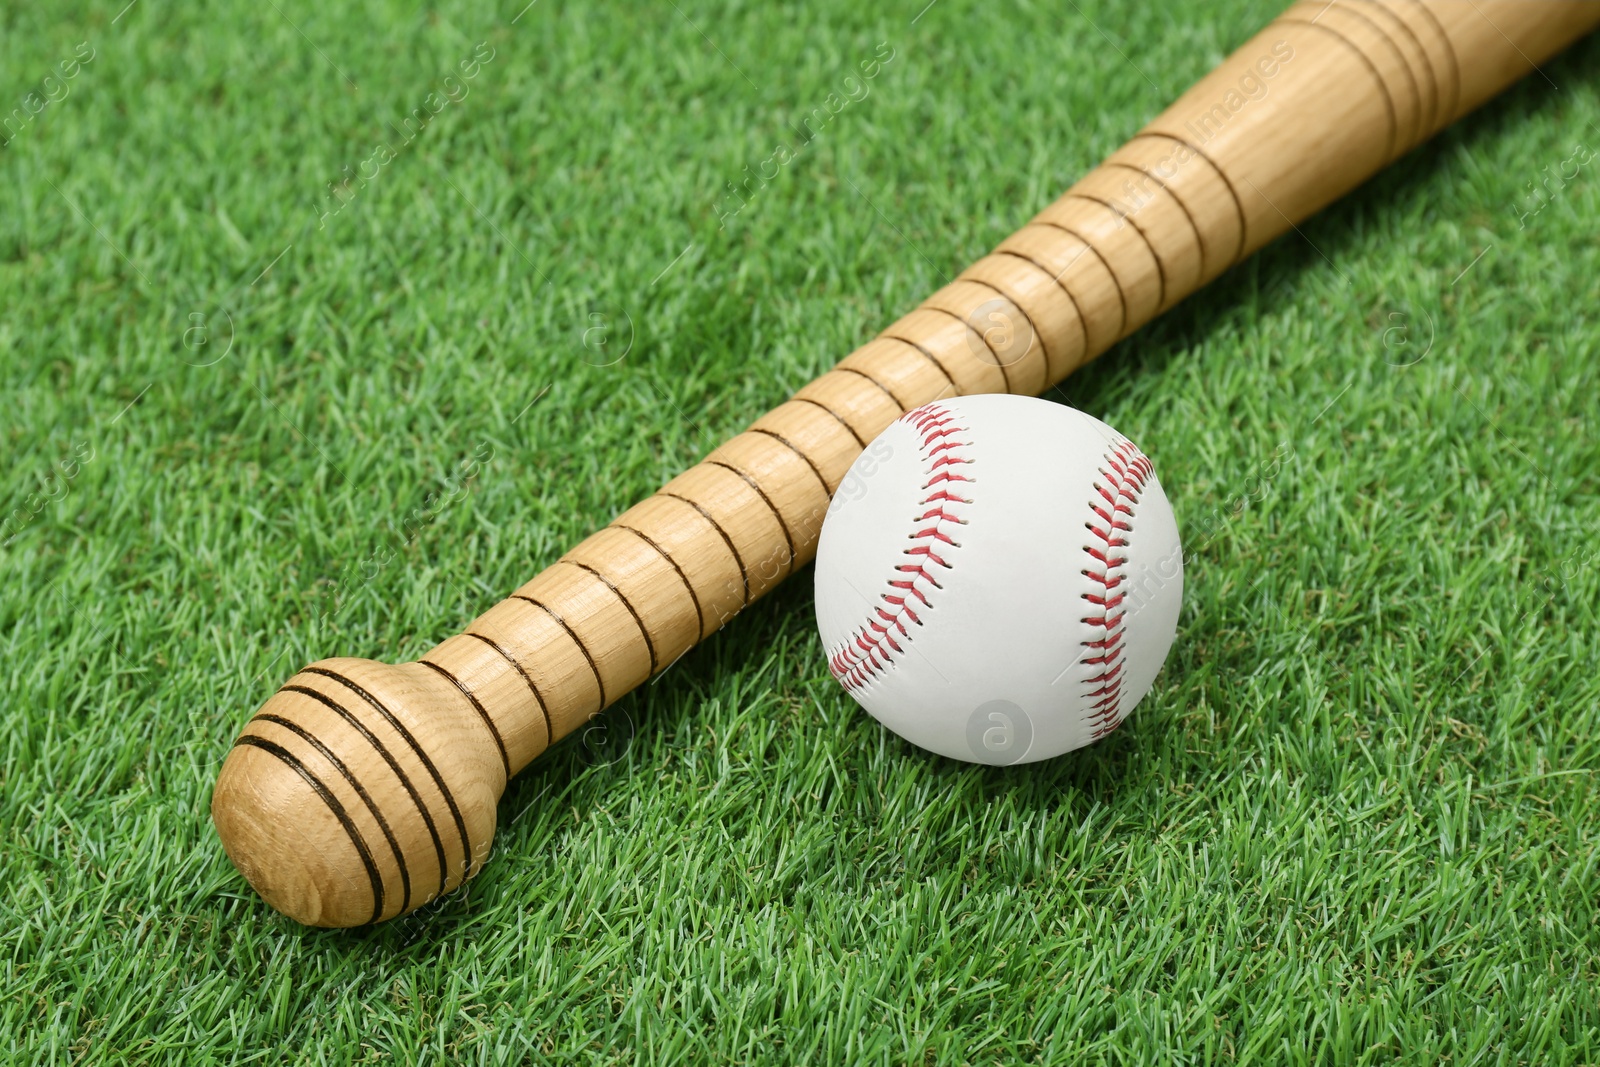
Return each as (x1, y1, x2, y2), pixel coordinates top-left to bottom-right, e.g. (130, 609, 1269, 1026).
(213, 1, 1600, 926)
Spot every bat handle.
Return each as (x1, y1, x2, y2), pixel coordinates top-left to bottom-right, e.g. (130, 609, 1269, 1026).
(212, 657, 505, 926)
(213, 389, 895, 927)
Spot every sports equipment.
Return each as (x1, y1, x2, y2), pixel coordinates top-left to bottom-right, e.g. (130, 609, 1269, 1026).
(814, 395, 1182, 764)
(212, 1, 1600, 926)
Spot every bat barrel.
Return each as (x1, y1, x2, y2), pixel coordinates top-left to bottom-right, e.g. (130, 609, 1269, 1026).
(213, 0, 1600, 926)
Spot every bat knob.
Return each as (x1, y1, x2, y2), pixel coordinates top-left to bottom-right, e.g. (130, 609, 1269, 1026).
(211, 657, 509, 926)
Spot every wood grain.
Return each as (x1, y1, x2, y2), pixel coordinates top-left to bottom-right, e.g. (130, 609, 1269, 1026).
(212, 0, 1600, 926)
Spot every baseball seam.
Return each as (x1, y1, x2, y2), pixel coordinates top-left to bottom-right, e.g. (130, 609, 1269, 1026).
(828, 402, 974, 692)
(1079, 438, 1152, 738)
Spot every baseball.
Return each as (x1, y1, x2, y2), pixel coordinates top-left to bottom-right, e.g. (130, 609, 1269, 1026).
(814, 394, 1183, 765)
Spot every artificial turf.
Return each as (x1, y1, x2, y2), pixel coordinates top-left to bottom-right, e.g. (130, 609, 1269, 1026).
(3, 0, 1599, 1062)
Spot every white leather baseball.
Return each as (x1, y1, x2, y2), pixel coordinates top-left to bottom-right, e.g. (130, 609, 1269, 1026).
(814, 394, 1182, 764)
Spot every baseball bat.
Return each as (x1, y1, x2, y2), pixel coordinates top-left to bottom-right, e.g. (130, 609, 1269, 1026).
(213, 0, 1600, 926)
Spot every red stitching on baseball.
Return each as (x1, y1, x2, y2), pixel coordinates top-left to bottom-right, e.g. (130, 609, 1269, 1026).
(829, 402, 974, 692)
(1080, 438, 1152, 738)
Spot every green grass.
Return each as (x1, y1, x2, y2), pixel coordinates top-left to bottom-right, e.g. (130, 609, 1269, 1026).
(4, 0, 1600, 1062)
